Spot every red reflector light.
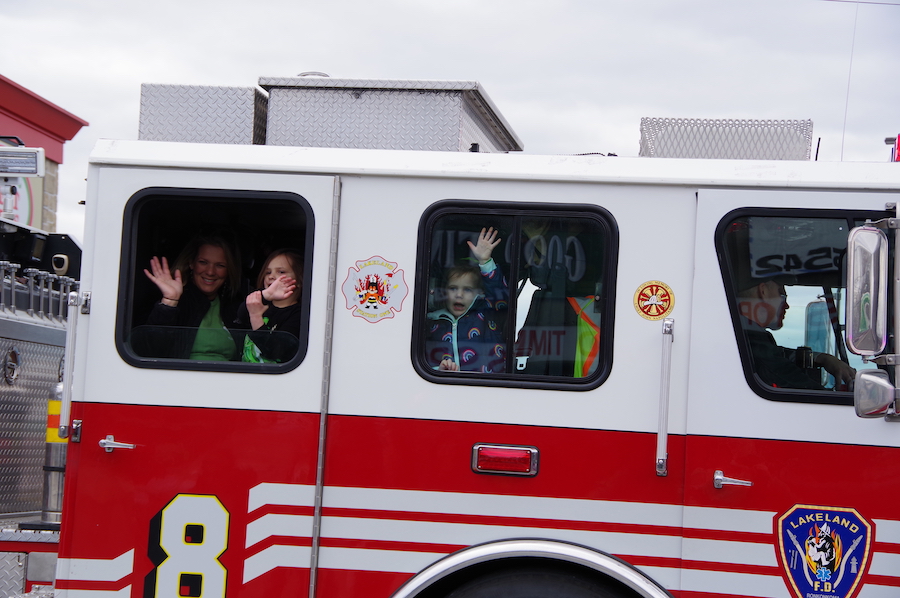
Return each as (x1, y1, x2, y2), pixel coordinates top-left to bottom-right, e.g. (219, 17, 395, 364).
(472, 444, 538, 476)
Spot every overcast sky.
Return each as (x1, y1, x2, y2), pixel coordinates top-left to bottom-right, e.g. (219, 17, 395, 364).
(3, 0, 899, 241)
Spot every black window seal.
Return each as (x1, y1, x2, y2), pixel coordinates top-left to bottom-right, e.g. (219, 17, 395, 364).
(115, 187, 315, 374)
(715, 206, 891, 405)
(411, 199, 619, 392)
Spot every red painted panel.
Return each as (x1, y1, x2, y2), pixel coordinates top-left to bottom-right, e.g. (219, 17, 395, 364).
(242, 568, 310, 598)
(323, 414, 687, 504)
(684, 434, 900, 519)
(58, 402, 319, 597)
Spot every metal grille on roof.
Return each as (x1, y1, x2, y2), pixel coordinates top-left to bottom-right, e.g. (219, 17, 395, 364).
(639, 117, 813, 160)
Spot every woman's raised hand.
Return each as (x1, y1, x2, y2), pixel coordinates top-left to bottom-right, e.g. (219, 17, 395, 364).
(144, 256, 183, 302)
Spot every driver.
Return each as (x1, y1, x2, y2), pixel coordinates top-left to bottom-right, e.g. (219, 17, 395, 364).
(737, 278, 856, 389)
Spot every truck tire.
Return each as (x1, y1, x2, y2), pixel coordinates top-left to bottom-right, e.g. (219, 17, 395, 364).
(445, 566, 631, 598)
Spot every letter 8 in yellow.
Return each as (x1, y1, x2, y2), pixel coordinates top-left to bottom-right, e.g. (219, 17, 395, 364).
(155, 494, 229, 598)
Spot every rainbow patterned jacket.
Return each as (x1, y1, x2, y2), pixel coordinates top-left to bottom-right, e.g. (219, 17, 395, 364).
(425, 262, 508, 373)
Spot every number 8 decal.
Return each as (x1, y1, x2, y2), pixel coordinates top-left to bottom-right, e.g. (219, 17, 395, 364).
(149, 494, 229, 598)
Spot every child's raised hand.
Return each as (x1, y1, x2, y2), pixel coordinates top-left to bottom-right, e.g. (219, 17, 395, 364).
(439, 359, 459, 371)
(467, 227, 501, 265)
(261, 275, 297, 303)
(246, 290, 266, 317)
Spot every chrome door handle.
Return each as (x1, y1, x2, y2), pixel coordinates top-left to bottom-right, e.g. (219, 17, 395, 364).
(656, 318, 674, 477)
(714, 470, 753, 489)
(99, 435, 136, 453)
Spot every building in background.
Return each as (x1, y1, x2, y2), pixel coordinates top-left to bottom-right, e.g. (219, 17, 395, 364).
(0, 75, 87, 231)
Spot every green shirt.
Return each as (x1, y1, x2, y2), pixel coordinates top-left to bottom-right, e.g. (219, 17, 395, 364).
(189, 297, 236, 361)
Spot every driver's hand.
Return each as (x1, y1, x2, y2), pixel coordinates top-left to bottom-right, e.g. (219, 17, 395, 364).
(816, 354, 856, 384)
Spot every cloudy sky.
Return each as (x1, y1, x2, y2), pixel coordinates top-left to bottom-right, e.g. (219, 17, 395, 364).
(3, 0, 899, 241)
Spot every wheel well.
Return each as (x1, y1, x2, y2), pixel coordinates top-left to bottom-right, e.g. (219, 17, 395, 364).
(410, 557, 643, 598)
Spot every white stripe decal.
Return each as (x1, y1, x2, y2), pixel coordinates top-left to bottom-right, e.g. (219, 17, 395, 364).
(240, 483, 900, 591)
(868, 551, 900, 577)
(56, 549, 134, 583)
(247, 482, 315, 512)
(637, 566, 682, 592)
(681, 537, 777, 567)
(681, 568, 788, 598)
(243, 545, 311, 583)
(318, 546, 443, 574)
(324, 486, 686, 528)
(321, 515, 684, 560)
(859, 584, 900, 598)
(684, 505, 777, 535)
(245, 513, 313, 548)
(874, 518, 900, 544)
(54, 587, 132, 598)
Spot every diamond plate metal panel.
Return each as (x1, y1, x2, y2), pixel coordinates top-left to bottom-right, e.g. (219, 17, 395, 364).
(260, 77, 522, 152)
(0, 553, 24, 598)
(259, 77, 483, 92)
(0, 334, 64, 515)
(460, 97, 504, 153)
(137, 78, 522, 152)
(266, 88, 462, 151)
(639, 117, 812, 160)
(139, 84, 267, 145)
(0, 530, 57, 544)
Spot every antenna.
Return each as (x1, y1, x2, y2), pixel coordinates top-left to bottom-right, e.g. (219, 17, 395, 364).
(840, 2, 860, 161)
(821, 0, 900, 159)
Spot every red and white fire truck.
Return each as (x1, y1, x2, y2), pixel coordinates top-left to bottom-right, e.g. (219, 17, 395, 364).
(41, 78, 900, 598)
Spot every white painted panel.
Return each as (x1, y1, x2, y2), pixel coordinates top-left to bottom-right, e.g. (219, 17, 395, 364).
(76, 166, 336, 414)
(328, 174, 697, 435)
(687, 188, 900, 445)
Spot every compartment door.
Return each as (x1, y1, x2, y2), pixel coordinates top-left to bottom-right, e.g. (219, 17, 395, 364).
(683, 189, 900, 598)
(56, 167, 338, 598)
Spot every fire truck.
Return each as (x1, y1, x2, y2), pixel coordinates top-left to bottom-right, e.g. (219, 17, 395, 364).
(45, 78, 900, 598)
(0, 143, 81, 595)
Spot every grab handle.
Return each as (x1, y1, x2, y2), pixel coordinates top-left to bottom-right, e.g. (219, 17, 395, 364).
(656, 318, 674, 476)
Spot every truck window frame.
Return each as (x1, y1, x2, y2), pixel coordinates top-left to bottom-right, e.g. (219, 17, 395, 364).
(115, 187, 314, 373)
(412, 200, 618, 391)
(716, 206, 891, 405)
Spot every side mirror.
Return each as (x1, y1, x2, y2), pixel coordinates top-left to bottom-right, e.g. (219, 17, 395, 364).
(845, 226, 888, 356)
(855, 369, 895, 418)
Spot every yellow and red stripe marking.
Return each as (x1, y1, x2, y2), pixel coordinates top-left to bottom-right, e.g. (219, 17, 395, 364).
(46, 399, 67, 443)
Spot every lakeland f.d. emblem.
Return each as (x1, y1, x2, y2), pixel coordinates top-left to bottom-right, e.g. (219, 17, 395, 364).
(777, 505, 872, 598)
(341, 256, 409, 323)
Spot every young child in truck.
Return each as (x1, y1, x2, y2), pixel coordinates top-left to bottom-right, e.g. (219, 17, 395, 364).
(426, 227, 508, 372)
(234, 249, 303, 363)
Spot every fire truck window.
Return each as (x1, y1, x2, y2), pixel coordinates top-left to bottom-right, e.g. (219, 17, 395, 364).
(416, 204, 616, 389)
(117, 189, 314, 373)
(720, 214, 877, 398)
(424, 215, 513, 373)
(513, 216, 605, 378)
